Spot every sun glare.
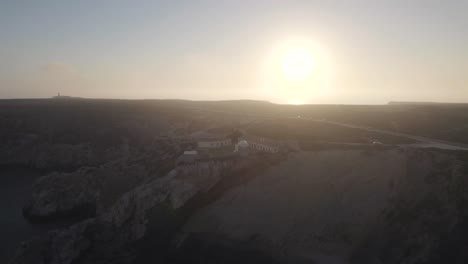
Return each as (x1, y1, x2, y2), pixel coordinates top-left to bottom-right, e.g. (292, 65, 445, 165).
(280, 47, 315, 82)
(263, 38, 332, 104)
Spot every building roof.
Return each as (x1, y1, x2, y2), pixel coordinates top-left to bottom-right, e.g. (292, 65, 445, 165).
(237, 140, 249, 148)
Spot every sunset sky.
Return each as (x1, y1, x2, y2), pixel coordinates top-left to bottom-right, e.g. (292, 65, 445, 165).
(1, 0, 467, 104)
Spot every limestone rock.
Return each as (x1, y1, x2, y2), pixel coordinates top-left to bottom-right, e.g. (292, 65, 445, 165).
(12, 160, 234, 264)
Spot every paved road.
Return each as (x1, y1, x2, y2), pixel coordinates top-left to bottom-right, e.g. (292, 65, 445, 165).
(180, 105, 468, 151)
(305, 118, 468, 151)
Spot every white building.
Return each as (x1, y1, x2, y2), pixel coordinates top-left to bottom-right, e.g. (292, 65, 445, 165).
(245, 135, 281, 153)
(234, 140, 250, 157)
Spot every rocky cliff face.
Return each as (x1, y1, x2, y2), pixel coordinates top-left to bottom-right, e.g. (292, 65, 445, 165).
(180, 149, 468, 264)
(10, 159, 249, 264)
(351, 151, 468, 264)
(22, 167, 99, 222)
(22, 139, 182, 222)
(10, 148, 468, 264)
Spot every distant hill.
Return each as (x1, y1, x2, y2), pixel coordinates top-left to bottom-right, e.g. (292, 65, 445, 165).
(388, 101, 468, 105)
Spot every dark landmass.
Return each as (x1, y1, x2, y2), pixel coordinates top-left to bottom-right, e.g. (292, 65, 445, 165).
(1, 99, 468, 264)
(388, 101, 468, 105)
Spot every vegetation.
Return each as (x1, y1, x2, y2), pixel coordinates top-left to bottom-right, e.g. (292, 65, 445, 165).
(247, 118, 415, 144)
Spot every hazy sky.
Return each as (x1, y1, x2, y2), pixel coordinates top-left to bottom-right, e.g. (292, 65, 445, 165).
(1, 0, 467, 104)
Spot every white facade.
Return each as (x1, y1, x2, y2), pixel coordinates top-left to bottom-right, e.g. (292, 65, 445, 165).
(234, 140, 249, 151)
(234, 140, 250, 156)
(244, 135, 281, 153)
(249, 142, 279, 153)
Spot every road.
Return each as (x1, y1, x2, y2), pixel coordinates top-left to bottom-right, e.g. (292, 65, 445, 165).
(305, 118, 468, 151)
(180, 105, 468, 151)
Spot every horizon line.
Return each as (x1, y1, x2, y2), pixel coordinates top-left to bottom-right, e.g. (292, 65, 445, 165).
(0, 97, 467, 106)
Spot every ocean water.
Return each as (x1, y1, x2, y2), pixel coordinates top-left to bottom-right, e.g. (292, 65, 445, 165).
(0, 168, 52, 262)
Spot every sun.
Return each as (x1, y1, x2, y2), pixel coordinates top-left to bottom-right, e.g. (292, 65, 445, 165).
(263, 38, 332, 104)
(280, 47, 315, 81)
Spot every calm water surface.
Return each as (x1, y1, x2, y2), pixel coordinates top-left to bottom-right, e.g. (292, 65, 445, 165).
(0, 168, 57, 262)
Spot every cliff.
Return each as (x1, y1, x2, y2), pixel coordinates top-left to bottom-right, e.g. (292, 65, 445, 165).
(180, 149, 468, 264)
(22, 139, 182, 222)
(10, 157, 279, 264)
(10, 148, 468, 264)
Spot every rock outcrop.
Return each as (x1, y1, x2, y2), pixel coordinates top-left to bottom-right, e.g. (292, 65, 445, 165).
(11, 148, 468, 264)
(181, 149, 468, 264)
(22, 139, 182, 222)
(22, 167, 99, 222)
(351, 151, 468, 264)
(11, 159, 241, 264)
